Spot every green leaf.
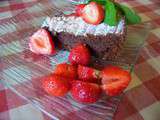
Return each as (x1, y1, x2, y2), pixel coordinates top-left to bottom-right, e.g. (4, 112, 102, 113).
(71, 0, 90, 4)
(89, 0, 106, 5)
(115, 3, 141, 24)
(104, 0, 118, 26)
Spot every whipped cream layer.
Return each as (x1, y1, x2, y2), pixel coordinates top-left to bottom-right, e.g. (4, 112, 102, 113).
(42, 16, 125, 36)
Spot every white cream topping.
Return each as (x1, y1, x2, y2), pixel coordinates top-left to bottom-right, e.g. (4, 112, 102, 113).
(42, 16, 125, 36)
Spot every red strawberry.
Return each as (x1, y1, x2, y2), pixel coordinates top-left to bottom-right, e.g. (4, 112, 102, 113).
(101, 66, 131, 96)
(29, 28, 55, 55)
(78, 65, 100, 83)
(71, 80, 101, 103)
(68, 44, 91, 65)
(81, 2, 104, 25)
(42, 74, 70, 96)
(53, 63, 77, 79)
(75, 4, 86, 16)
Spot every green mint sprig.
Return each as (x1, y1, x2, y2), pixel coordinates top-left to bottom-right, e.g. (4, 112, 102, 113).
(115, 3, 141, 25)
(88, 0, 106, 5)
(104, 0, 118, 26)
(86, 0, 141, 26)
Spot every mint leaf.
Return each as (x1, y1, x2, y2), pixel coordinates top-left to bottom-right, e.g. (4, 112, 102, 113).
(89, 0, 106, 5)
(115, 3, 141, 24)
(104, 0, 118, 26)
(71, 0, 90, 4)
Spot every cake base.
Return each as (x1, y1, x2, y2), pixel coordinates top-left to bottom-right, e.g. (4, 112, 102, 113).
(51, 31, 126, 60)
(43, 15, 126, 60)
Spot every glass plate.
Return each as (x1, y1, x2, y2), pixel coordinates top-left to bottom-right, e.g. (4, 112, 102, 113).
(0, 0, 151, 120)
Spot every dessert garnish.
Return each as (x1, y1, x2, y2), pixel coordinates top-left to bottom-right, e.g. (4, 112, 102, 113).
(42, 74, 70, 97)
(78, 65, 100, 83)
(75, 0, 141, 26)
(68, 44, 91, 65)
(71, 80, 102, 103)
(41, 45, 131, 103)
(81, 2, 105, 25)
(53, 63, 77, 79)
(29, 28, 56, 55)
(101, 65, 131, 96)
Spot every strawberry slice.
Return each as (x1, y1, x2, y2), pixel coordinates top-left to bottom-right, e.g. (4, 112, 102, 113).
(75, 4, 86, 16)
(71, 80, 101, 103)
(42, 74, 70, 96)
(101, 66, 131, 96)
(29, 28, 55, 55)
(53, 63, 77, 79)
(81, 2, 104, 25)
(68, 44, 91, 65)
(78, 65, 100, 83)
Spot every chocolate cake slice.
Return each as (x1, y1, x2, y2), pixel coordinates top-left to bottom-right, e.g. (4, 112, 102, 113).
(43, 15, 126, 60)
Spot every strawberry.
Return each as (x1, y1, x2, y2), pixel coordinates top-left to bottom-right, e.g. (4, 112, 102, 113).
(42, 74, 70, 97)
(68, 44, 91, 65)
(29, 28, 55, 55)
(81, 2, 104, 25)
(78, 65, 100, 83)
(71, 80, 101, 103)
(75, 4, 86, 16)
(101, 66, 131, 96)
(53, 63, 77, 79)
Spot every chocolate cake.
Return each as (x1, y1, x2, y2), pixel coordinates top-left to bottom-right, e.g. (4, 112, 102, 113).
(43, 15, 126, 60)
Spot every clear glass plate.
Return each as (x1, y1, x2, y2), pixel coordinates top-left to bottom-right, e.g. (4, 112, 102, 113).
(0, 0, 151, 120)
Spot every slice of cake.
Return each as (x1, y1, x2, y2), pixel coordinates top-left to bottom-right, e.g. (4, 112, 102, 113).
(43, 15, 126, 60)
(30, 1, 141, 60)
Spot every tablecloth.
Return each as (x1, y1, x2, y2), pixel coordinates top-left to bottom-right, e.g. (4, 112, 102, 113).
(0, 0, 160, 120)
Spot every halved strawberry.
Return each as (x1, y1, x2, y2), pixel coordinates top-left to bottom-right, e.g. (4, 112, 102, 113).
(81, 2, 104, 25)
(78, 65, 100, 83)
(75, 4, 86, 16)
(53, 63, 77, 79)
(68, 44, 91, 65)
(71, 80, 101, 103)
(101, 66, 131, 96)
(29, 28, 55, 55)
(42, 74, 70, 97)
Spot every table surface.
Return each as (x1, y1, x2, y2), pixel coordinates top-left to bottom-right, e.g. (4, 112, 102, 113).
(0, 0, 160, 120)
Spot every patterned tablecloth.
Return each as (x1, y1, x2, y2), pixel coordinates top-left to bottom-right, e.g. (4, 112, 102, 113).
(0, 0, 160, 120)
